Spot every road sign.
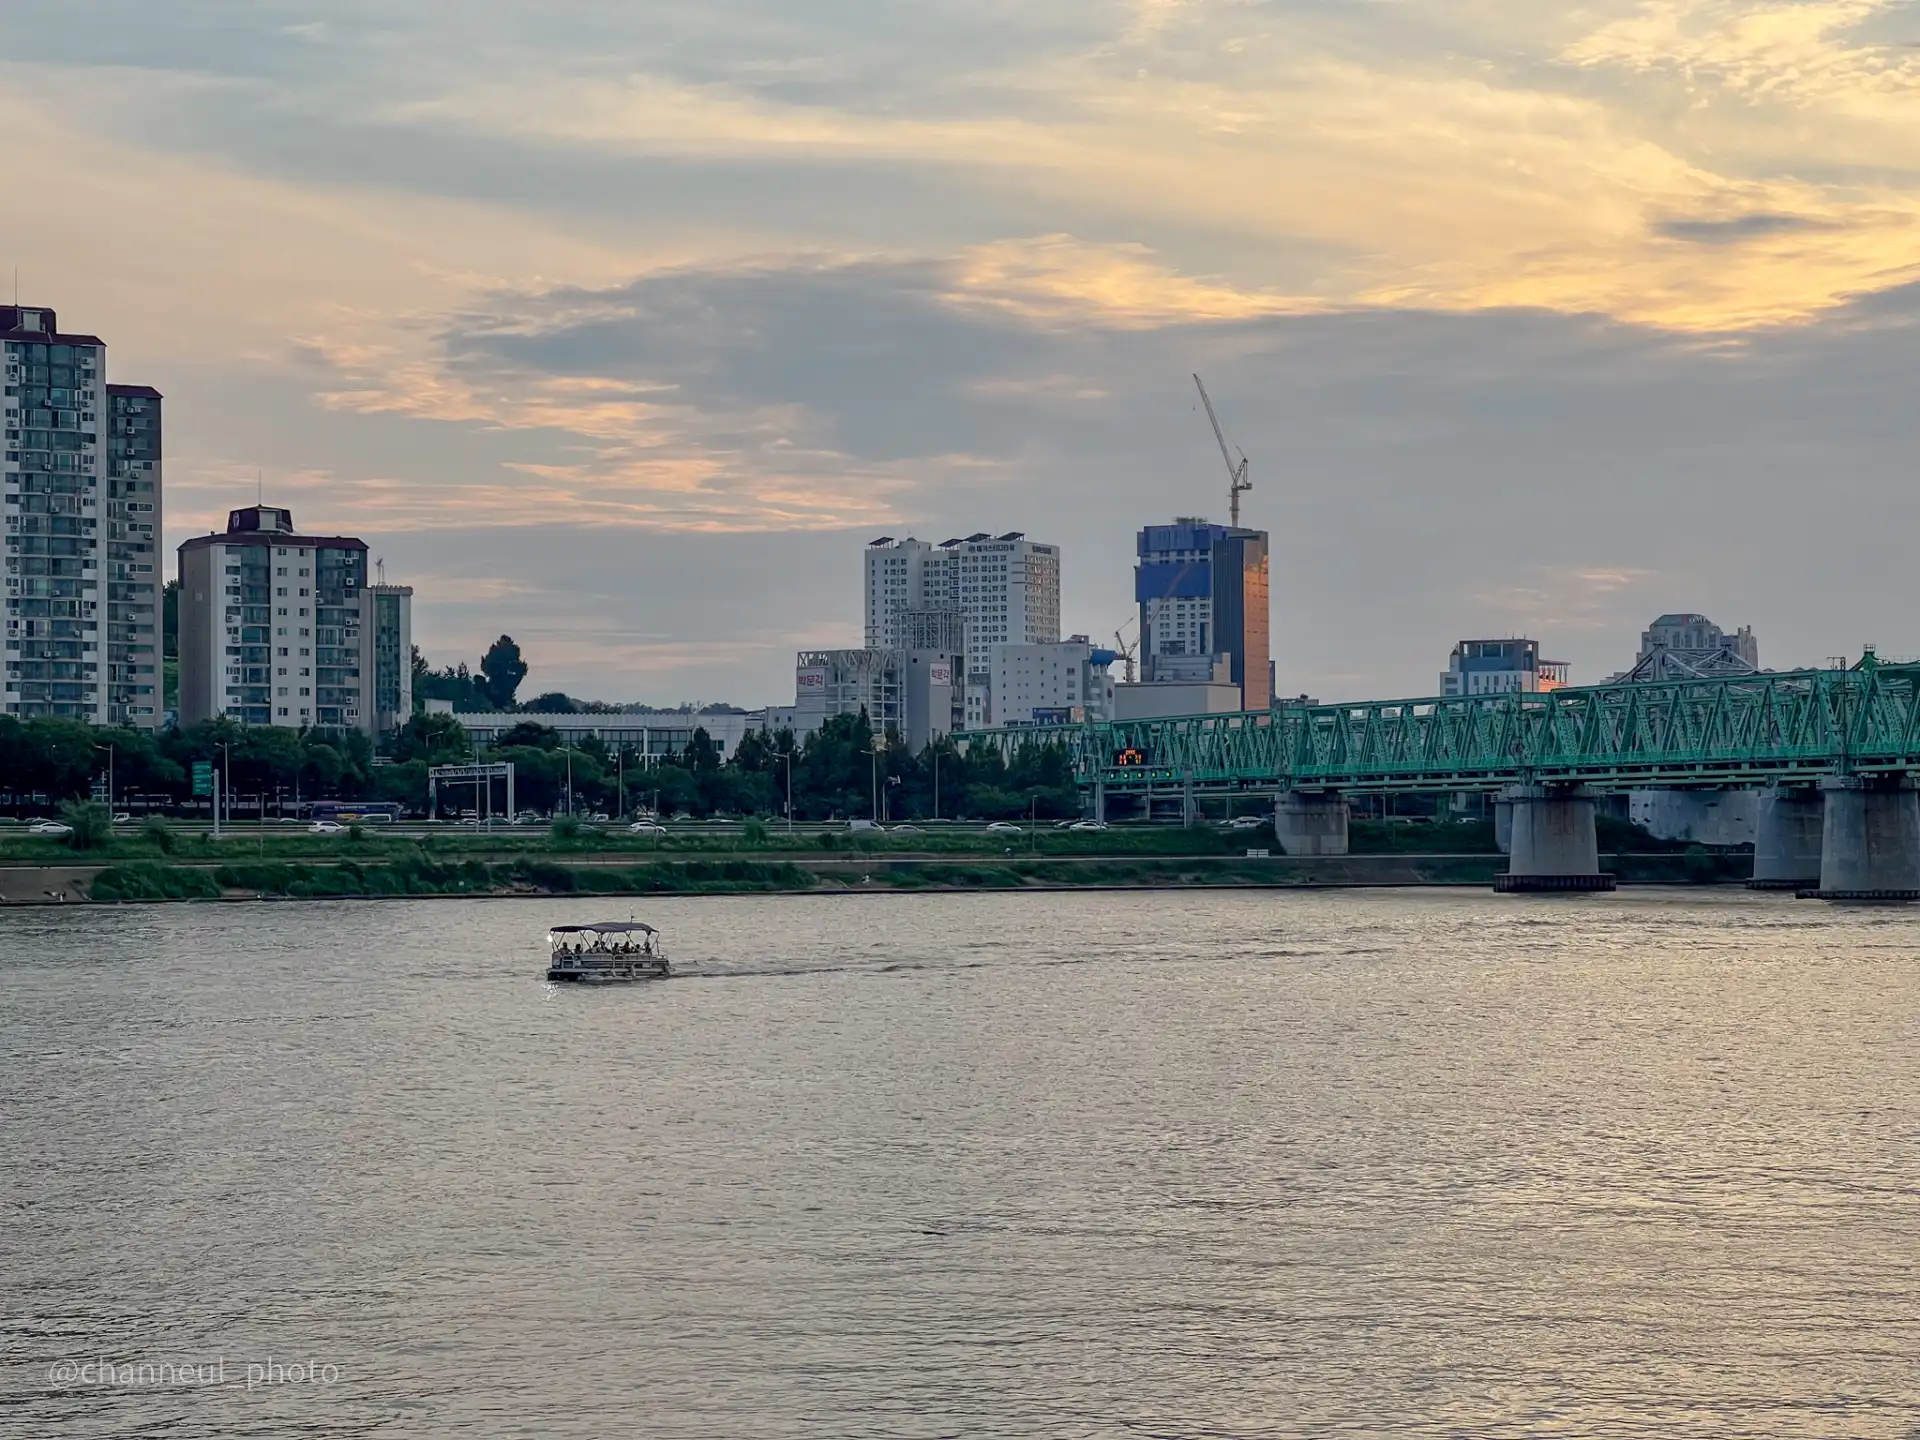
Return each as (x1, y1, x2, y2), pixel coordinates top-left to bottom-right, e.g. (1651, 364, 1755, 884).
(192, 761, 213, 797)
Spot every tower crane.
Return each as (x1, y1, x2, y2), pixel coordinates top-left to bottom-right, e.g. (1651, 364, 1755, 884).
(1193, 373, 1251, 528)
(1113, 617, 1139, 684)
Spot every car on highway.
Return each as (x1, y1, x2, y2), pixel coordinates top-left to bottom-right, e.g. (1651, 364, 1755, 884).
(627, 821, 667, 835)
(1068, 820, 1109, 832)
(27, 820, 73, 836)
(308, 820, 345, 835)
(1225, 815, 1268, 831)
(889, 824, 923, 835)
(111, 812, 132, 824)
(985, 821, 1023, 835)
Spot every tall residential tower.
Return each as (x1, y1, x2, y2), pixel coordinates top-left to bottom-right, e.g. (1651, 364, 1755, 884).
(2, 305, 165, 726)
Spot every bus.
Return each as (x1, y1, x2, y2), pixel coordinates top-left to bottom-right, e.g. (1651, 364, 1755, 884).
(307, 800, 402, 825)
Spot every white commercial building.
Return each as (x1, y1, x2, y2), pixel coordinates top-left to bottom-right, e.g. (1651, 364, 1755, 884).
(1440, 638, 1569, 697)
(977, 637, 1117, 727)
(178, 505, 413, 736)
(452, 710, 761, 762)
(793, 647, 960, 749)
(3, 304, 165, 727)
(864, 532, 1061, 655)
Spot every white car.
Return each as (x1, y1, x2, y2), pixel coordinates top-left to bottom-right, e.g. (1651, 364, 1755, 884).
(308, 820, 345, 835)
(627, 821, 667, 835)
(28, 820, 73, 836)
(1226, 815, 1268, 831)
(1069, 820, 1109, 832)
(889, 824, 923, 835)
(985, 821, 1024, 835)
(111, 812, 133, 825)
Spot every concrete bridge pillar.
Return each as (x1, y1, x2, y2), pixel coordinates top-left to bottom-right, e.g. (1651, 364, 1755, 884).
(1493, 796, 1514, 855)
(1749, 786, 1823, 889)
(1808, 776, 1920, 901)
(1274, 790, 1350, 856)
(1495, 784, 1615, 893)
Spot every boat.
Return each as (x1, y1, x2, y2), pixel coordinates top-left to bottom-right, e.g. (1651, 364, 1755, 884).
(545, 921, 670, 982)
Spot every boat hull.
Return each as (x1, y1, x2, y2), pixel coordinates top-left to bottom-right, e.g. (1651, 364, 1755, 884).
(546, 959, 671, 983)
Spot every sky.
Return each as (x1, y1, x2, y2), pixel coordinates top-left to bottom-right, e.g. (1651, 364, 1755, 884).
(4, 0, 1920, 705)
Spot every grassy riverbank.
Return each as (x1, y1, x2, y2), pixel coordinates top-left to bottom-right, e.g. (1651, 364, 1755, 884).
(64, 846, 1751, 903)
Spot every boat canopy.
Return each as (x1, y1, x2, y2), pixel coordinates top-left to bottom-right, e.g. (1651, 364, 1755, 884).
(550, 921, 657, 934)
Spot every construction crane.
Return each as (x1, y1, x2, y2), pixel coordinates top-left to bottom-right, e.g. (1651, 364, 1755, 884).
(1193, 373, 1251, 528)
(1113, 617, 1139, 684)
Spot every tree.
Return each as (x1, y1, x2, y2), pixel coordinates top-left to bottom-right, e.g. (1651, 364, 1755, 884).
(162, 580, 179, 659)
(522, 692, 577, 714)
(60, 800, 113, 851)
(393, 712, 470, 765)
(479, 636, 529, 710)
(496, 721, 560, 751)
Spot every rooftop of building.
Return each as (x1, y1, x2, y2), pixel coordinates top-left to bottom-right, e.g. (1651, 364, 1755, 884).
(1, 305, 106, 349)
(178, 504, 370, 553)
(105, 382, 163, 398)
(1646, 613, 1738, 631)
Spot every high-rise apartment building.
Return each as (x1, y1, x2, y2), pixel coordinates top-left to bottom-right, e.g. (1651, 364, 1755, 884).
(105, 384, 164, 725)
(1135, 519, 1270, 711)
(2, 304, 164, 726)
(178, 505, 411, 736)
(864, 533, 1061, 653)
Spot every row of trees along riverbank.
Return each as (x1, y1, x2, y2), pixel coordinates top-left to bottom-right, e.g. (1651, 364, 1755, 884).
(0, 711, 1081, 823)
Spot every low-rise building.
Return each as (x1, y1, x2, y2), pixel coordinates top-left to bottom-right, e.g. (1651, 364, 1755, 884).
(1111, 680, 1243, 720)
(452, 710, 761, 762)
(978, 636, 1117, 727)
(793, 646, 958, 749)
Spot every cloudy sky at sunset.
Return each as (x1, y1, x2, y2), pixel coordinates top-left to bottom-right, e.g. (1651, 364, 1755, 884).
(5, 0, 1920, 703)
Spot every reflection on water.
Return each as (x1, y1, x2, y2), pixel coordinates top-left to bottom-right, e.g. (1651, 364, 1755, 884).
(3, 889, 1917, 1437)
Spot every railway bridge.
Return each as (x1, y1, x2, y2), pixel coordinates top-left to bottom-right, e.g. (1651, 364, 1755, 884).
(957, 657, 1920, 898)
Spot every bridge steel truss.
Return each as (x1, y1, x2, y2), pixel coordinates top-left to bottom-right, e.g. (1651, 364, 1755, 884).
(956, 663, 1920, 796)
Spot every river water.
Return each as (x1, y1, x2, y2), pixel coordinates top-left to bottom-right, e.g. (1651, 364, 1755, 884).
(2, 889, 1916, 1438)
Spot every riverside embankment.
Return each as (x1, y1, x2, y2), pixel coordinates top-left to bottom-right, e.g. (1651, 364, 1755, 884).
(0, 817, 1748, 903)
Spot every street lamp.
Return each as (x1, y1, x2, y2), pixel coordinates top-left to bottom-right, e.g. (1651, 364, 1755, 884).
(779, 748, 794, 835)
(93, 741, 114, 815)
(866, 733, 886, 824)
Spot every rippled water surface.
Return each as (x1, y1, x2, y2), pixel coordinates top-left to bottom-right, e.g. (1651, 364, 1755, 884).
(3, 889, 1917, 1437)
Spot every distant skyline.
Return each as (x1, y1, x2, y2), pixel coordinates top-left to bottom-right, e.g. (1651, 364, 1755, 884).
(6, 2, 1920, 705)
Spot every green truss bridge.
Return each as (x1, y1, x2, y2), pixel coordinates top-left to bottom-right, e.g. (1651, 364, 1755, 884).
(955, 658, 1920, 899)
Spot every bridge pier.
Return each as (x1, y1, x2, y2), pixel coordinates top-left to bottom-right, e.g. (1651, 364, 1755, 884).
(1493, 795, 1513, 855)
(1495, 784, 1615, 893)
(1804, 776, 1920, 901)
(1274, 790, 1350, 856)
(1749, 785, 1823, 889)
